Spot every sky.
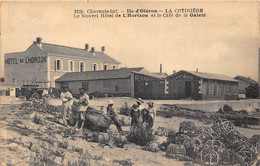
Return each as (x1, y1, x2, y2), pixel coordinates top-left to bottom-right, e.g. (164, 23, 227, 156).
(1, 2, 259, 81)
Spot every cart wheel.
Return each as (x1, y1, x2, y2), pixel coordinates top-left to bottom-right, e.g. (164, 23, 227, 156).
(52, 89, 60, 99)
(32, 93, 40, 102)
(19, 96, 26, 100)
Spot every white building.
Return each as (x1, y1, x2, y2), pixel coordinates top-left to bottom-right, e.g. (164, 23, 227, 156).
(4, 37, 120, 88)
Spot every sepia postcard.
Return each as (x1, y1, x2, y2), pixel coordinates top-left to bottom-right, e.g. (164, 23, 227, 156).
(0, 1, 259, 166)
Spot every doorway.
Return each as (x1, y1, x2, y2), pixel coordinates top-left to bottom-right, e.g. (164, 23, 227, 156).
(185, 81, 192, 98)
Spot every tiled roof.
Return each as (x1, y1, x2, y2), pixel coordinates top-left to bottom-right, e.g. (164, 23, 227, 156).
(40, 43, 120, 64)
(131, 69, 168, 79)
(234, 75, 259, 85)
(56, 67, 144, 82)
(169, 70, 238, 82)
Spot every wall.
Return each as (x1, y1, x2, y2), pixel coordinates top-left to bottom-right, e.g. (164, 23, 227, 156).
(4, 44, 48, 86)
(237, 80, 250, 94)
(48, 55, 119, 87)
(201, 80, 238, 100)
(167, 72, 238, 100)
(168, 79, 200, 100)
(49, 55, 119, 72)
(57, 78, 131, 96)
(167, 73, 200, 100)
(133, 73, 165, 99)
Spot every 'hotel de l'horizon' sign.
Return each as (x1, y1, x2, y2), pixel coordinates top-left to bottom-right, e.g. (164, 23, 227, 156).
(5, 56, 47, 65)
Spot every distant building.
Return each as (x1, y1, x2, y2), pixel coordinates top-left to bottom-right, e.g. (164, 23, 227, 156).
(131, 70, 168, 99)
(166, 70, 239, 100)
(0, 82, 20, 97)
(4, 37, 120, 88)
(56, 68, 240, 100)
(234, 75, 259, 98)
(55, 67, 144, 96)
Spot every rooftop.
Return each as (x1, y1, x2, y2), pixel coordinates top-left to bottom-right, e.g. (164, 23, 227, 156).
(234, 75, 259, 85)
(168, 70, 238, 82)
(56, 67, 144, 82)
(40, 43, 120, 64)
(131, 69, 168, 79)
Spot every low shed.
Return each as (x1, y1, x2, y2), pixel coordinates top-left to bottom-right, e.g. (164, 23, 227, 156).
(55, 67, 144, 97)
(166, 70, 239, 100)
(131, 70, 168, 99)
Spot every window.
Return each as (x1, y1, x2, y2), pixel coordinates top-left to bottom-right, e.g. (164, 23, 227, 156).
(57, 60, 61, 70)
(55, 59, 62, 71)
(104, 64, 107, 70)
(82, 82, 89, 91)
(69, 61, 73, 72)
(79, 62, 84, 72)
(93, 64, 97, 71)
(113, 66, 116, 70)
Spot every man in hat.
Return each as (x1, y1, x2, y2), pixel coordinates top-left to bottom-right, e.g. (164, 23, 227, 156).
(60, 87, 73, 126)
(107, 100, 124, 134)
(74, 88, 89, 130)
(130, 98, 144, 132)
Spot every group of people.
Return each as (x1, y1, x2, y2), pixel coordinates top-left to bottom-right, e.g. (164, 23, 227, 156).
(43, 87, 156, 134)
(130, 98, 156, 133)
(60, 88, 89, 129)
(105, 97, 156, 135)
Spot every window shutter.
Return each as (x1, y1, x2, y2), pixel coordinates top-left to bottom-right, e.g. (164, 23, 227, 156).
(54, 60, 56, 71)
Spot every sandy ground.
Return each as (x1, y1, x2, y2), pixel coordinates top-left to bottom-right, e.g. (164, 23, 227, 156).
(1, 96, 260, 112)
(0, 100, 186, 166)
(0, 96, 25, 105)
(0, 97, 259, 166)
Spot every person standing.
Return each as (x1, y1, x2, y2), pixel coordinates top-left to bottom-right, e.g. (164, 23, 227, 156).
(74, 89, 89, 130)
(130, 98, 144, 132)
(142, 102, 156, 132)
(42, 88, 49, 105)
(106, 100, 124, 134)
(60, 88, 73, 126)
(147, 102, 156, 122)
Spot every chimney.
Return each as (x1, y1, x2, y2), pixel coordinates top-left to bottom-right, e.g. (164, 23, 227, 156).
(196, 68, 198, 73)
(85, 44, 89, 50)
(91, 47, 95, 55)
(173, 70, 176, 74)
(160, 64, 162, 74)
(36, 37, 42, 48)
(101, 46, 105, 52)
